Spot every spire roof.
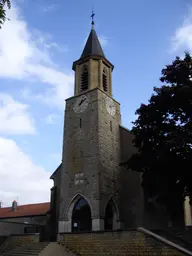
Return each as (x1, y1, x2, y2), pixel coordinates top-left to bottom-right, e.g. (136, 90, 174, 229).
(80, 20, 105, 59)
(72, 12, 114, 71)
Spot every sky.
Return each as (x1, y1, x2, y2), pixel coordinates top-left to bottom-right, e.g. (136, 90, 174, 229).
(0, 0, 192, 207)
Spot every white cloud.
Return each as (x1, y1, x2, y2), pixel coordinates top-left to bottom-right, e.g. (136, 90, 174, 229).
(172, 7, 192, 53)
(26, 65, 73, 108)
(0, 4, 73, 108)
(0, 137, 52, 207)
(44, 42, 69, 53)
(41, 4, 57, 13)
(45, 113, 59, 124)
(32, 30, 69, 53)
(0, 93, 35, 135)
(98, 36, 109, 48)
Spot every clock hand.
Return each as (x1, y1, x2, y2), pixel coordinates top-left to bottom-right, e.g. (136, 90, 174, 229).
(79, 98, 86, 106)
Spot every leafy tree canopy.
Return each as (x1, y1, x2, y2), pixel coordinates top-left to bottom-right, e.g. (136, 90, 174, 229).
(0, 0, 11, 28)
(127, 52, 192, 208)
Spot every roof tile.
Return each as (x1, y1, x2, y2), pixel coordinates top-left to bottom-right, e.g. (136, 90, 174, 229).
(0, 202, 50, 218)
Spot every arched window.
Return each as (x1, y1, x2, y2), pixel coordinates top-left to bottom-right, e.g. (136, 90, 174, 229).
(104, 201, 113, 230)
(72, 197, 92, 232)
(104, 199, 119, 230)
(103, 68, 108, 92)
(81, 65, 88, 91)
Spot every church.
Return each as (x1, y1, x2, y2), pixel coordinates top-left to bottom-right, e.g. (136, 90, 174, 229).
(48, 18, 185, 238)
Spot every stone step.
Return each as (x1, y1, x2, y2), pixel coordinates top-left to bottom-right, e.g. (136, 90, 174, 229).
(3, 253, 39, 256)
(15, 244, 48, 249)
(1, 242, 49, 256)
(151, 229, 192, 251)
(3, 250, 41, 253)
(3, 254, 40, 256)
(2, 252, 40, 255)
(3, 247, 47, 253)
(13, 247, 46, 251)
(60, 230, 186, 256)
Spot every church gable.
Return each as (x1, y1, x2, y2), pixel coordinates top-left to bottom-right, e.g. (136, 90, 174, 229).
(119, 125, 137, 164)
(50, 163, 62, 185)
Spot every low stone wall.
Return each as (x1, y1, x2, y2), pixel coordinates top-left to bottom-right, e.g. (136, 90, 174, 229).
(0, 233, 39, 254)
(0, 236, 7, 247)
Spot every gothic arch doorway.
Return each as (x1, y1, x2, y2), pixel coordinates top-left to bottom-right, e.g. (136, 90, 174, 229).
(104, 199, 119, 230)
(72, 197, 92, 232)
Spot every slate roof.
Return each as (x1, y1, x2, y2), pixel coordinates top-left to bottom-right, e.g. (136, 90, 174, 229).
(80, 27, 105, 59)
(0, 202, 50, 218)
(50, 163, 62, 179)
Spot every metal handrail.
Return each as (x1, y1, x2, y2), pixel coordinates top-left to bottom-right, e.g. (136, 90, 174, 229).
(138, 227, 192, 256)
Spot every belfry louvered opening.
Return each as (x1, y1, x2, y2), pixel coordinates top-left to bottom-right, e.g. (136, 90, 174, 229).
(81, 65, 88, 91)
(103, 69, 108, 92)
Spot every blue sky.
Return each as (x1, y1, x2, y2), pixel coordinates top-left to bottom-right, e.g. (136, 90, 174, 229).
(0, 0, 191, 206)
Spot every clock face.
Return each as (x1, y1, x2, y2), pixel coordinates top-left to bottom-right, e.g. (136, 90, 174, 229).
(73, 95, 89, 113)
(105, 97, 116, 116)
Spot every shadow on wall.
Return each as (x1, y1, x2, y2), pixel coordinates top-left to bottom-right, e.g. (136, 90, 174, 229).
(119, 168, 143, 229)
(0, 234, 39, 254)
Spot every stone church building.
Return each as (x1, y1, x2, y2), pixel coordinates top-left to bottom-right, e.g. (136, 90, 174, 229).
(49, 20, 185, 237)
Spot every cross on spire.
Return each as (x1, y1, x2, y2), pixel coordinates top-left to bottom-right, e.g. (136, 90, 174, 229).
(91, 9, 95, 28)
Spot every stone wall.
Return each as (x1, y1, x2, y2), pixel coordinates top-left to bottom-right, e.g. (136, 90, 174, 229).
(0, 236, 7, 247)
(59, 88, 121, 232)
(119, 167, 144, 229)
(184, 196, 192, 226)
(0, 215, 47, 236)
(50, 164, 62, 240)
(118, 125, 184, 229)
(54, 167, 61, 222)
(0, 234, 39, 254)
(119, 126, 137, 163)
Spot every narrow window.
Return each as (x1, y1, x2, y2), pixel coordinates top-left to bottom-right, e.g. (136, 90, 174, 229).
(81, 65, 88, 91)
(103, 69, 108, 92)
(24, 227, 38, 234)
(80, 118, 82, 128)
(110, 121, 112, 131)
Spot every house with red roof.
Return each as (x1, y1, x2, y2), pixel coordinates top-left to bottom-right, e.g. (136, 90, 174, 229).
(0, 201, 50, 236)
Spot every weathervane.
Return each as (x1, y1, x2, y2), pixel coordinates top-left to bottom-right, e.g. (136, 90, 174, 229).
(91, 9, 95, 28)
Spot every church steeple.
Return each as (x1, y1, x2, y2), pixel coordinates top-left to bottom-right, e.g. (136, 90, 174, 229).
(73, 14, 114, 97)
(80, 21, 105, 59)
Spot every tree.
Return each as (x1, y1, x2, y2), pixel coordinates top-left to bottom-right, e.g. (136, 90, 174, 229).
(126, 52, 192, 215)
(0, 0, 11, 28)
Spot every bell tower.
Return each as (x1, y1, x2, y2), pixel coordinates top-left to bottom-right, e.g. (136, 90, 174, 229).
(73, 18, 114, 97)
(58, 14, 121, 233)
